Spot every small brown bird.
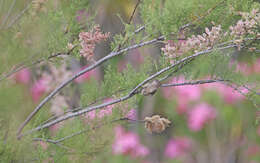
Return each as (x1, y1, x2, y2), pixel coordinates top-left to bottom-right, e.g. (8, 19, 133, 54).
(141, 80, 161, 96)
(144, 115, 171, 134)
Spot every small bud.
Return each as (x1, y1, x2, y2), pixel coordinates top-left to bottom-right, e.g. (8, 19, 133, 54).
(141, 80, 161, 96)
(67, 43, 74, 51)
(144, 115, 171, 134)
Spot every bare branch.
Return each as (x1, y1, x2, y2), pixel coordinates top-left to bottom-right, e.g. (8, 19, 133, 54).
(16, 0, 225, 136)
(0, 0, 17, 29)
(32, 138, 74, 150)
(128, 0, 141, 24)
(161, 79, 226, 87)
(17, 36, 164, 137)
(0, 45, 77, 82)
(34, 117, 143, 144)
(18, 44, 236, 138)
(6, 0, 32, 29)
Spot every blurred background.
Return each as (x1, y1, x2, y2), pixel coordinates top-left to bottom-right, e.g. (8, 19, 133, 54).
(0, 0, 260, 163)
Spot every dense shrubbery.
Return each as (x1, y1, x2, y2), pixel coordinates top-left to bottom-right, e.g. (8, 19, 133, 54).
(0, 0, 260, 162)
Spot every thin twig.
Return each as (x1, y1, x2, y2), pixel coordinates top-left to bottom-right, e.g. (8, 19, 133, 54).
(18, 44, 236, 138)
(128, 0, 141, 24)
(6, 0, 32, 29)
(134, 25, 145, 34)
(16, 0, 220, 135)
(35, 117, 143, 144)
(38, 88, 127, 127)
(32, 138, 74, 150)
(223, 81, 260, 108)
(159, 58, 195, 82)
(180, 0, 226, 30)
(17, 36, 164, 137)
(0, 0, 16, 29)
(0, 45, 77, 82)
(161, 79, 226, 87)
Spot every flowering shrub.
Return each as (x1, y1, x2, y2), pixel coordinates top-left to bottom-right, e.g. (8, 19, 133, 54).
(0, 1, 260, 163)
(112, 126, 149, 158)
(164, 137, 192, 159)
(79, 25, 110, 61)
(187, 103, 217, 131)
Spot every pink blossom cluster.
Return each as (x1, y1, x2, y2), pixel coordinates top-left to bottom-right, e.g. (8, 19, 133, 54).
(188, 103, 217, 131)
(162, 25, 222, 63)
(30, 63, 72, 103)
(163, 9, 260, 63)
(125, 108, 137, 120)
(234, 58, 260, 75)
(161, 76, 202, 114)
(160, 76, 251, 131)
(84, 98, 115, 121)
(79, 25, 110, 61)
(186, 25, 222, 52)
(230, 9, 260, 36)
(14, 68, 31, 85)
(164, 137, 192, 159)
(201, 82, 248, 104)
(230, 9, 260, 49)
(112, 126, 149, 158)
(30, 75, 52, 102)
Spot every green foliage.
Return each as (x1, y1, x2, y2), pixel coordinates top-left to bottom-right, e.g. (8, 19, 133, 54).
(140, 0, 255, 38)
(0, 0, 260, 162)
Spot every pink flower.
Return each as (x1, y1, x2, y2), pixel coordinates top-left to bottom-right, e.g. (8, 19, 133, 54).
(246, 145, 260, 157)
(188, 103, 217, 131)
(218, 85, 247, 104)
(236, 62, 253, 75)
(176, 98, 189, 114)
(30, 79, 48, 102)
(79, 25, 109, 60)
(126, 109, 137, 120)
(202, 82, 247, 104)
(164, 137, 192, 158)
(161, 76, 201, 102)
(97, 98, 114, 118)
(85, 110, 96, 120)
(175, 85, 201, 102)
(14, 68, 30, 85)
(112, 126, 149, 158)
(76, 9, 88, 23)
(97, 108, 112, 118)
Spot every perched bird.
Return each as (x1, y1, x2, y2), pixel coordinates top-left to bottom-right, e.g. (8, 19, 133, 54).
(144, 115, 171, 134)
(141, 79, 161, 96)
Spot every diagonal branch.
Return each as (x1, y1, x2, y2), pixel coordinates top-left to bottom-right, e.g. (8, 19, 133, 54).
(6, 0, 32, 29)
(17, 36, 164, 137)
(161, 79, 227, 87)
(18, 44, 236, 138)
(0, 0, 17, 29)
(0, 45, 77, 82)
(128, 0, 141, 24)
